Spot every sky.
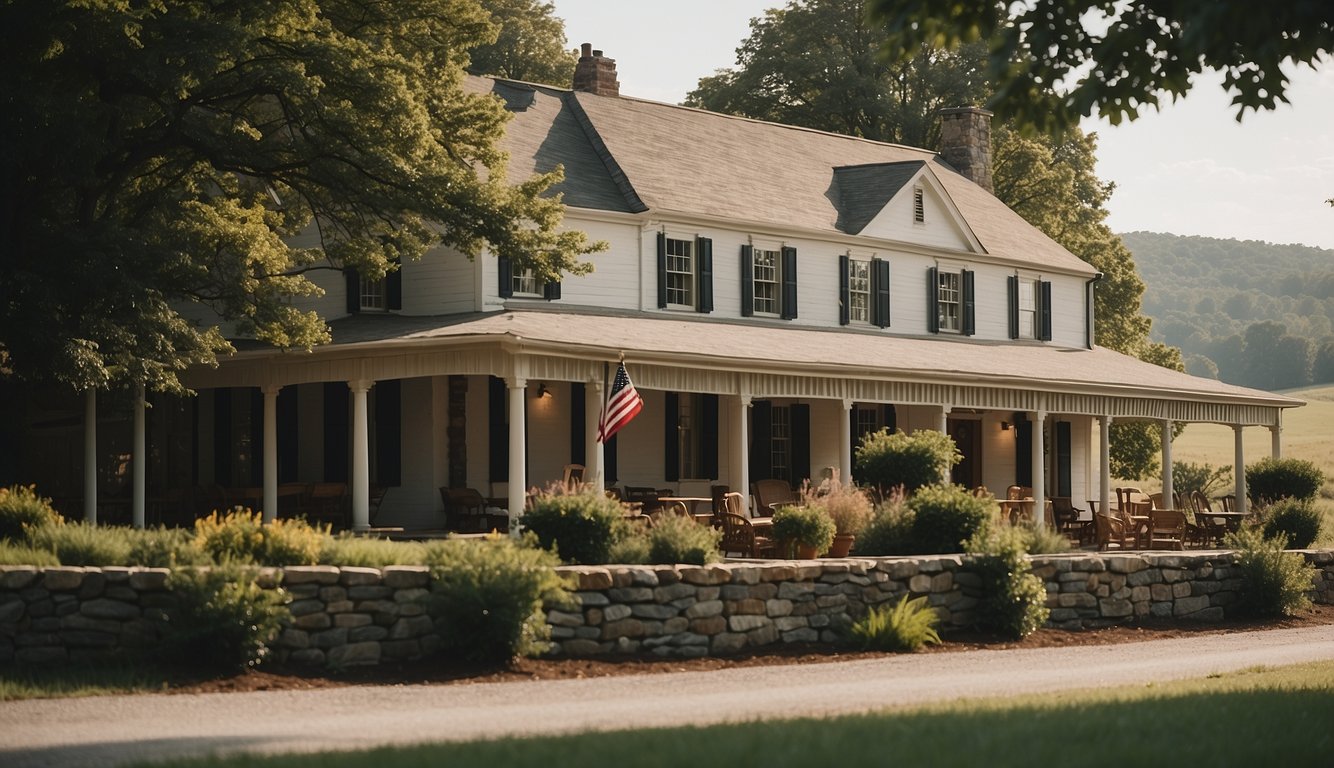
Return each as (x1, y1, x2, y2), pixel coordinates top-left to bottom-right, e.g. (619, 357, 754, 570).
(550, 0, 1334, 251)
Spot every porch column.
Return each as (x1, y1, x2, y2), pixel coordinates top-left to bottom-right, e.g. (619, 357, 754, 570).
(735, 394, 751, 514)
(1099, 415, 1112, 518)
(585, 379, 604, 490)
(350, 380, 372, 530)
(1233, 424, 1247, 516)
(1031, 410, 1046, 527)
(507, 377, 527, 536)
(262, 384, 280, 524)
(1160, 419, 1174, 508)
(84, 389, 97, 525)
(839, 399, 853, 485)
(132, 385, 146, 529)
(938, 405, 951, 484)
(1270, 425, 1282, 459)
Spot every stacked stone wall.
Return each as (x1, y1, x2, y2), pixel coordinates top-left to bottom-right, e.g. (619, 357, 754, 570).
(2, 552, 1331, 665)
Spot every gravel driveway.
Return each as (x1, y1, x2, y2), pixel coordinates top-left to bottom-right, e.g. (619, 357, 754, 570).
(4, 623, 1333, 768)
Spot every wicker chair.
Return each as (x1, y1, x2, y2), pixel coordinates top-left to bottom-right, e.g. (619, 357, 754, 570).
(1094, 513, 1135, 550)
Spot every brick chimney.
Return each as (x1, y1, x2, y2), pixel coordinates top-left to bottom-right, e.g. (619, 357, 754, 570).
(572, 43, 619, 97)
(938, 106, 994, 193)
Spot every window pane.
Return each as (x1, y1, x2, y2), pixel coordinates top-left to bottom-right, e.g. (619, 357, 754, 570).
(1018, 279, 1036, 338)
(937, 271, 960, 331)
(770, 405, 790, 483)
(754, 248, 779, 314)
(360, 277, 386, 310)
(666, 238, 693, 306)
(849, 259, 870, 323)
(513, 268, 539, 296)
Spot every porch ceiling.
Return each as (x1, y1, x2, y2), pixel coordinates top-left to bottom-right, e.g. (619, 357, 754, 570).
(191, 306, 1302, 426)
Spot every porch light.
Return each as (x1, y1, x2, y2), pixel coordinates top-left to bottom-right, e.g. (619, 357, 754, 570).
(535, 381, 551, 399)
(1000, 421, 1011, 431)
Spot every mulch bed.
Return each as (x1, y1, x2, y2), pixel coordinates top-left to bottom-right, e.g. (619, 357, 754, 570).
(175, 603, 1334, 695)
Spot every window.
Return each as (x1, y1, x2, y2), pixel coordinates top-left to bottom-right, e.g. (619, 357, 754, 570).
(770, 405, 791, 483)
(665, 237, 694, 307)
(1017, 278, 1037, 338)
(936, 269, 961, 332)
(666, 392, 718, 482)
(360, 276, 386, 311)
(913, 187, 925, 224)
(677, 394, 699, 480)
(847, 258, 871, 324)
(752, 247, 780, 315)
(854, 407, 878, 444)
(1009, 275, 1050, 341)
(512, 267, 541, 297)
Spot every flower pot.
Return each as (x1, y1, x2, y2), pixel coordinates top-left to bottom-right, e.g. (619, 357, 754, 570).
(826, 533, 855, 558)
(794, 543, 819, 559)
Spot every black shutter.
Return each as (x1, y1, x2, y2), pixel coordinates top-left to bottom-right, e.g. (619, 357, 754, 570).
(962, 269, 976, 336)
(656, 232, 668, 308)
(249, 388, 263, 487)
(323, 382, 349, 483)
(1008, 275, 1019, 339)
(375, 379, 401, 486)
(873, 259, 891, 328)
(543, 280, 562, 300)
(791, 403, 810, 485)
(927, 266, 939, 333)
(697, 237, 713, 313)
(345, 269, 360, 315)
(387, 258, 402, 311)
(740, 245, 754, 317)
(277, 386, 299, 483)
(701, 394, 719, 479)
(749, 400, 772, 480)
(570, 382, 585, 467)
(1040, 280, 1053, 341)
(213, 389, 232, 486)
(1015, 414, 1032, 487)
(664, 392, 680, 482)
(488, 376, 508, 483)
(498, 256, 513, 299)
(781, 246, 798, 320)
(191, 397, 200, 486)
(605, 434, 618, 484)
(838, 254, 850, 326)
(1056, 420, 1072, 497)
(884, 404, 897, 434)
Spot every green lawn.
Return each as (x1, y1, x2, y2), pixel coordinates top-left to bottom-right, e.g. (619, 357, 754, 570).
(135, 660, 1334, 768)
(0, 662, 173, 701)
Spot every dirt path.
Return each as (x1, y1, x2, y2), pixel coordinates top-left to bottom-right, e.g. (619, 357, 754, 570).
(4, 623, 1333, 768)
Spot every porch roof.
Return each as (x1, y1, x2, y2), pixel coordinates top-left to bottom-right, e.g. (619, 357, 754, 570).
(207, 307, 1301, 425)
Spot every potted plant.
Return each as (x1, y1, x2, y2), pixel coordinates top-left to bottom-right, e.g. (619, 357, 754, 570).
(804, 476, 873, 557)
(771, 504, 836, 559)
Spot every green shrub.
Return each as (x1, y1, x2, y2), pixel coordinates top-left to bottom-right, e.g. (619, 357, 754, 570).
(967, 526, 1050, 639)
(850, 595, 941, 652)
(319, 533, 426, 567)
(0, 541, 59, 566)
(424, 535, 567, 663)
(803, 477, 873, 536)
(1172, 461, 1233, 499)
(771, 504, 836, 557)
(854, 429, 960, 496)
(1246, 457, 1324, 507)
(160, 565, 289, 672)
(125, 527, 211, 567)
(193, 508, 327, 566)
(0, 485, 63, 542)
(645, 514, 721, 565)
(606, 528, 652, 565)
(1261, 498, 1323, 549)
(1011, 521, 1072, 555)
(855, 490, 915, 556)
(1226, 527, 1316, 617)
(907, 484, 994, 555)
(25, 522, 132, 566)
(523, 486, 626, 565)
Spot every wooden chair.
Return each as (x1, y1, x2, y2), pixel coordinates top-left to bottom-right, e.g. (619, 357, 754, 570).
(751, 479, 797, 517)
(718, 511, 775, 558)
(1147, 508, 1188, 550)
(561, 464, 585, 490)
(1051, 497, 1091, 545)
(303, 482, 348, 529)
(368, 485, 389, 526)
(1191, 490, 1227, 547)
(440, 487, 487, 532)
(1123, 499, 1153, 548)
(1094, 512, 1135, 550)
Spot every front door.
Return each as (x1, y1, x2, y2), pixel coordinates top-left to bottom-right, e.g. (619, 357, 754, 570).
(948, 419, 981, 488)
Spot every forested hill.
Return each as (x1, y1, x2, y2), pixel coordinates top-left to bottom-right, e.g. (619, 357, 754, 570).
(1121, 231, 1334, 391)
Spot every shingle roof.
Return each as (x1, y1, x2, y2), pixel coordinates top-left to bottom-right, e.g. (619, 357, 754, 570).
(471, 76, 1098, 276)
(832, 161, 925, 235)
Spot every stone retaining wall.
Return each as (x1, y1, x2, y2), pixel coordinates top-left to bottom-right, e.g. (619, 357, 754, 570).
(2, 551, 1331, 665)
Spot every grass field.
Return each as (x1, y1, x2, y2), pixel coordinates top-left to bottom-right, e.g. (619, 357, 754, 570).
(133, 660, 1334, 768)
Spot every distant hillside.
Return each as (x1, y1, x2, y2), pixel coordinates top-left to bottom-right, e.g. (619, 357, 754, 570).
(1120, 231, 1334, 391)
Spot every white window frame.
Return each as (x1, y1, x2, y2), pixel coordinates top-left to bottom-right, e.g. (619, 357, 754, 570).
(848, 257, 871, 324)
(770, 405, 791, 483)
(664, 236, 694, 309)
(360, 275, 387, 312)
(854, 406, 879, 444)
(1017, 276, 1038, 339)
(677, 393, 704, 481)
(512, 267, 542, 298)
(752, 243, 781, 317)
(937, 269, 961, 333)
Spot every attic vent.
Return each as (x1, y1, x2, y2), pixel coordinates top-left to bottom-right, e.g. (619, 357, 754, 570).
(913, 187, 925, 224)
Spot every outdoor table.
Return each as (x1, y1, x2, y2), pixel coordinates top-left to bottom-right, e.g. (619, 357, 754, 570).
(998, 498, 1034, 524)
(657, 496, 715, 521)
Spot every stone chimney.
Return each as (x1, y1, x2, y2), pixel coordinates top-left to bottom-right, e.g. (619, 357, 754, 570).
(938, 106, 994, 193)
(572, 43, 620, 97)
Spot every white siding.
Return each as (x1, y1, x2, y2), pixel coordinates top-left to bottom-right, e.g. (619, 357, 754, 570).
(861, 182, 975, 252)
(403, 245, 479, 316)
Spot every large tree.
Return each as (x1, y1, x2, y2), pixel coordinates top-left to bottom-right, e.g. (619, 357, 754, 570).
(0, 0, 598, 395)
(467, 0, 577, 86)
(871, 0, 1334, 132)
(684, 0, 989, 149)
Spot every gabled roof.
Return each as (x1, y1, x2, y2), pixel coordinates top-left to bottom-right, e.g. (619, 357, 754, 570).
(832, 161, 924, 234)
(469, 76, 1097, 276)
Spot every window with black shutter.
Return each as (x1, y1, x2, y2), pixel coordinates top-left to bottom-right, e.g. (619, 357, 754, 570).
(872, 258, 891, 328)
(1039, 280, 1053, 341)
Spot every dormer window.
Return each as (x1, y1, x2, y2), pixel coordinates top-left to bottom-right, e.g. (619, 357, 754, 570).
(360, 276, 387, 311)
(913, 187, 925, 224)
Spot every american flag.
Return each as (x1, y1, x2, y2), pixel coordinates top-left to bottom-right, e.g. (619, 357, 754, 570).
(597, 362, 642, 443)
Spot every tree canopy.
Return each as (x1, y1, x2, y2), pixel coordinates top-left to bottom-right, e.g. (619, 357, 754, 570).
(870, 0, 1334, 133)
(0, 0, 598, 394)
(467, 0, 577, 86)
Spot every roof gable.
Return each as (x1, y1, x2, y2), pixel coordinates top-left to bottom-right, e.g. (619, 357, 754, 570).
(839, 162, 984, 253)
